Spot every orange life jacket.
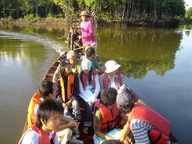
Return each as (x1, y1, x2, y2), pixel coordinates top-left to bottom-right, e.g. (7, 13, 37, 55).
(27, 93, 41, 128)
(59, 73, 75, 103)
(129, 104, 170, 137)
(103, 71, 122, 88)
(81, 71, 97, 89)
(94, 102, 120, 132)
(32, 125, 56, 144)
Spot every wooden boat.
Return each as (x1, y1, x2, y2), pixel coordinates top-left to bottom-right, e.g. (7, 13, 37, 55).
(21, 28, 179, 144)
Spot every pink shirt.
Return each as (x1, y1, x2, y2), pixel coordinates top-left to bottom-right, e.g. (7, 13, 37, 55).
(80, 20, 96, 46)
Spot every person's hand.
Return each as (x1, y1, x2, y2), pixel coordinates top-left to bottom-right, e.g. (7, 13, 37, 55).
(78, 35, 82, 39)
(67, 121, 79, 128)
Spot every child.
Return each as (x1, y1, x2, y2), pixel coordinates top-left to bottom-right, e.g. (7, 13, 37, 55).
(19, 99, 63, 144)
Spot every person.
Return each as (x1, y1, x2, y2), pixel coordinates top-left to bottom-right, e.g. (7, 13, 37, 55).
(79, 58, 100, 132)
(19, 99, 63, 144)
(27, 80, 56, 128)
(116, 90, 171, 144)
(66, 50, 81, 74)
(26, 80, 79, 144)
(52, 50, 81, 83)
(93, 88, 129, 144)
(100, 60, 128, 93)
(55, 60, 81, 121)
(85, 46, 104, 73)
(79, 10, 97, 49)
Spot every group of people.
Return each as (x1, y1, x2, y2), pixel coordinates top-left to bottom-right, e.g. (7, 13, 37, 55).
(19, 10, 172, 144)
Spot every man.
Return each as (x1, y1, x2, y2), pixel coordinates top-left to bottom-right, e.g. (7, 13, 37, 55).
(53, 50, 81, 83)
(27, 80, 56, 127)
(27, 80, 78, 144)
(93, 88, 129, 144)
(116, 90, 171, 144)
(100, 60, 128, 93)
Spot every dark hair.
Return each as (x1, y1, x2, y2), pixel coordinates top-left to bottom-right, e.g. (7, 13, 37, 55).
(86, 47, 95, 58)
(36, 99, 63, 128)
(80, 68, 93, 86)
(59, 60, 72, 79)
(102, 140, 123, 144)
(38, 80, 53, 99)
(101, 88, 117, 106)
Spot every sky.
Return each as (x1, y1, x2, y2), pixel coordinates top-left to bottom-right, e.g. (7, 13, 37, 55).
(185, 0, 192, 9)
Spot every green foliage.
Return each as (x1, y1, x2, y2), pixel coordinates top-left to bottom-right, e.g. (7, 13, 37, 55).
(0, 0, 186, 25)
(185, 7, 192, 19)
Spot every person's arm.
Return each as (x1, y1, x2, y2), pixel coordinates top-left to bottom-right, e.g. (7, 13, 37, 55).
(92, 74, 100, 100)
(95, 130, 119, 141)
(56, 120, 78, 131)
(78, 75, 86, 97)
(120, 121, 131, 141)
(81, 21, 95, 38)
(73, 74, 80, 98)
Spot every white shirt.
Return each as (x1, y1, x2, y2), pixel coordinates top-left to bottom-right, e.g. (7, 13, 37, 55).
(20, 129, 59, 144)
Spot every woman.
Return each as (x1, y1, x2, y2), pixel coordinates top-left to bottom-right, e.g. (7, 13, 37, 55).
(79, 10, 97, 49)
(79, 58, 100, 133)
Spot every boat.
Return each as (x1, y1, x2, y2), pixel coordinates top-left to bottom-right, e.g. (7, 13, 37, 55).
(21, 28, 179, 144)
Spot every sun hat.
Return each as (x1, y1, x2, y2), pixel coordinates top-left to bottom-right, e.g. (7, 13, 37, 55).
(105, 60, 121, 73)
(81, 58, 92, 71)
(116, 88, 133, 112)
(66, 50, 76, 59)
(80, 11, 90, 17)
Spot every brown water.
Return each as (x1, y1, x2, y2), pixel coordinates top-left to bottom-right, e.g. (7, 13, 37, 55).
(0, 25, 192, 144)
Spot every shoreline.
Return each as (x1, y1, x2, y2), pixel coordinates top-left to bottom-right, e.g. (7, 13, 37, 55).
(0, 18, 192, 28)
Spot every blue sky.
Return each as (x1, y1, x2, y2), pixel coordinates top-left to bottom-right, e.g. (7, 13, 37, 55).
(185, 0, 192, 9)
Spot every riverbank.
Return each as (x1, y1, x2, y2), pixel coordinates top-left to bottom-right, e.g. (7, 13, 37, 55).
(1, 18, 192, 28)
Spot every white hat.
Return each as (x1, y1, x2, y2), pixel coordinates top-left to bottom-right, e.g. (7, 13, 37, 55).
(66, 50, 76, 59)
(105, 60, 121, 73)
(81, 58, 92, 71)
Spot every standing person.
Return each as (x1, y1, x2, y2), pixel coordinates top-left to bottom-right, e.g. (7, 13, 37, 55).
(79, 58, 100, 133)
(116, 90, 171, 144)
(100, 60, 128, 93)
(19, 99, 63, 144)
(79, 10, 97, 49)
(93, 88, 129, 144)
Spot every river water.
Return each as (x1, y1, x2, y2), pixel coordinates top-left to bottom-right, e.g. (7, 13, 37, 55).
(0, 25, 192, 144)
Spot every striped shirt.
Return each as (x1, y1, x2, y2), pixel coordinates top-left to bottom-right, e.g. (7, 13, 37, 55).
(130, 118, 153, 144)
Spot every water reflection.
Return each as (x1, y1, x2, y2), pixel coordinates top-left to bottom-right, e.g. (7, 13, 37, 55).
(97, 27, 182, 79)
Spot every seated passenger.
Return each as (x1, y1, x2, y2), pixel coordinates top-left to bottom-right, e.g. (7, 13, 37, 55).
(79, 58, 100, 132)
(100, 60, 128, 93)
(93, 88, 129, 144)
(85, 46, 104, 73)
(116, 90, 171, 144)
(19, 99, 63, 144)
(53, 50, 81, 83)
(27, 80, 56, 128)
(66, 50, 81, 74)
(27, 80, 79, 144)
(55, 61, 81, 121)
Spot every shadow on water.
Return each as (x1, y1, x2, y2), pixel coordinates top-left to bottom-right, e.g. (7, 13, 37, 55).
(97, 27, 182, 79)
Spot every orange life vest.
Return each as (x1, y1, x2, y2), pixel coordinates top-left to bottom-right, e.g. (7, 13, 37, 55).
(59, 73, 75, 103)
(94, 102, 120, 132)
(103, 71, 122, 88)
(81, 71, 97, 89)
(27, 93, 41, 128)
(32, 125, 56, 144)
(129, 104, 170, 137)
